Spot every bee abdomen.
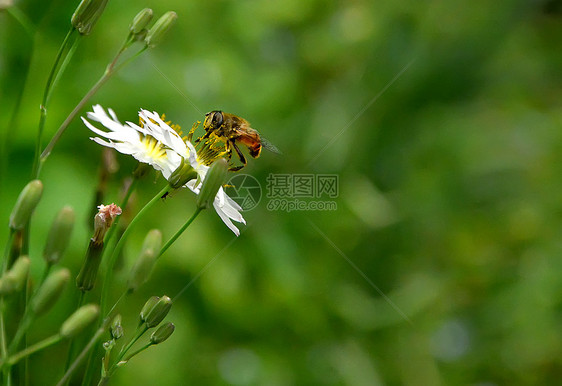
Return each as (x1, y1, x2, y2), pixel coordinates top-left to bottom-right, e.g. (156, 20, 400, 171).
(249, 143, 261, 158)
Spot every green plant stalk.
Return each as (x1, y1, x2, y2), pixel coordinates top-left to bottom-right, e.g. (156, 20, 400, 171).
(100, 342, 151, 385)
(38, 44, 148, 172)
(0, 233, 14, 384)
(157, 207, 203, 259)
(7, 313, 32, 355)
(1, 231, 15, 276)
(100, 185, 169, 317)
(106, 291, 128, 320)
(63, 291, 87, 373)
(4, 334, 62, 367)
(57, 319, 109, 386)
(117, 325, 148, 363)
(0, 231, 15, 364)
(96, 325, 147, 386)
(31, 27, 77, 178)
(0, 299, 9, 385)
(120, 342, 151, 364)
(79, 176, 138, 386)
(7, 6, 36, 38)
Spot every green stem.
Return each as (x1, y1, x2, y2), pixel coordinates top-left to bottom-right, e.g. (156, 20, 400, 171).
(1, 231, 15, 275)
(8, 259, 58, 354)
(0, 298, 8, 371)
(38, 70, 109, 168)
(49, 37, 80, 106)
(79, 179, 138, 386)
(106, 291, 127, 320)
(56, 321, 109, 386)
(38, 43, 147, 171)
(158, 207, 203, 259)
(117, 343, 151, 367)
(117, 325, 147, 362)
(62, 291, 87, 374)
(2, 364, 10, 386)
(39, 264, 53, 290)
(100, 329, 150, 385)
(7, 313, 32, 355)
(7, 6, 36, 38)
(5, 334, 62, 366)
(32, 27, 76, 178)
(100, 185, 170, 318)
(0, 231, 15, 364)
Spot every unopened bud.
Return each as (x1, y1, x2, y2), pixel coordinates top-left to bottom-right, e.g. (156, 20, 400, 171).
(168, 157, 197, 189)
(31, 268, 70, 316)
(140, 296, 160, 324)
(197, 158, 228, 209)
(145, 295, 172, 328)
(76, 238, 104, 292)
(130, 8, 153, 35)
(9, 180, 43, 231)
(145, 11, 177, 48)
(71, 0, 108, 35)
(111, 314, 124, 340)
(150, 322, 175, 344)
(60, 304, 99, 338)
(43, 206, 75, 265)
(0, 256, 31, 295)
(127, 229, 162, 293)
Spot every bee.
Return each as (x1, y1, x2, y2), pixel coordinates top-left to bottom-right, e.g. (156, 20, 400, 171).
(199, 110, 281, 171)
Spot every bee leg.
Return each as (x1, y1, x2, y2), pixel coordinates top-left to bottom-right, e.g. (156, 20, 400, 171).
(231, 141, 247, 171)
(197, 129, 213, 144)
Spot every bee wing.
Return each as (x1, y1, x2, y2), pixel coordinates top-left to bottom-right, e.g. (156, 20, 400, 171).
(260, 136, 282, 154)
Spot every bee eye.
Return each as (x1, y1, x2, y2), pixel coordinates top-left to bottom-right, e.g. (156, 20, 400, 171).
(213, 111, 224, 126)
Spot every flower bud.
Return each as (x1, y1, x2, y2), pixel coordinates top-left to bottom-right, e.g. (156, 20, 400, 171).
(144, 295, 172, 328)
(130, 8, 153, 35)
(145, 11, 177, 48)
(71, 0, 108, 35)
(9, 180, 43, 231)
(31, 268, 70, 316)
(150, 322, 175, 344)
(140, 296, 160, 324)
(43, 206, 75, 266)
(0, 256, 31, 295)
(127, 229, 162, 293)
(92, 203, 122, 245)
(110, 314, 124, 340)
(168, 157, 197, 189)
(197, 158, 228, 209)
(75, 240, 103, 292)
(60, 304, 99, 338)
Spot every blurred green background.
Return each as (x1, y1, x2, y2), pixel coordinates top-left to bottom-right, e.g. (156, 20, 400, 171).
(2, 0, 562, 384)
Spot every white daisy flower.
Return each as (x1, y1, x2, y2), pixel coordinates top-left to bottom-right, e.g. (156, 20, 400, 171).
(82, 105, 246, 236)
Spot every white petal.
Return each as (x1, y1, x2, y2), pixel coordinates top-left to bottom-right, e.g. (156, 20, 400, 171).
(213, 204, 241, 236)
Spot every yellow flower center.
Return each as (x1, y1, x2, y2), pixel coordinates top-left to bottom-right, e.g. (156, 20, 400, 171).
(140, 135, 167, 160)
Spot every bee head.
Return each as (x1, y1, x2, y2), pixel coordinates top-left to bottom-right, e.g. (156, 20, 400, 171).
(204, 110, 224, 129)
